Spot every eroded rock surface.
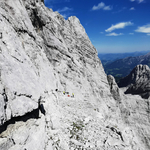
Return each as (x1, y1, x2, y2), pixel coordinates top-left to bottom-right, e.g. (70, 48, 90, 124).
(118, 64, 150, 98)
(107, 75, 121, 101)
(0, 0, 150, 150)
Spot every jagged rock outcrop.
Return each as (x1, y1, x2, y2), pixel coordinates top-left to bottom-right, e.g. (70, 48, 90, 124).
(0, 0, 150, 150)
(107, 75, 121, 101)
(118, 64, 150, 98)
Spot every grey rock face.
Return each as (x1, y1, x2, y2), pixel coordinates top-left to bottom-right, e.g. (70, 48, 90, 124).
(107, 75, 121, 101)
(119, 64, 150, 98)
(0, 0, 150, 150)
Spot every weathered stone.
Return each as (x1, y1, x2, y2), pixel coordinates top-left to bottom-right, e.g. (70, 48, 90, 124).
(119, 64, 150, 98)
(0, 0, 150, 150)
(107, 75, 121, 101)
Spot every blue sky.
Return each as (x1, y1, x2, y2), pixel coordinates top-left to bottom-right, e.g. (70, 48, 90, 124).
(44, 0, 150, 53)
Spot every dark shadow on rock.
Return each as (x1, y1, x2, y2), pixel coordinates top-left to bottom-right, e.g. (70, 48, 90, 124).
(39, 104, 46, 115)
(0, 108, 39, 134)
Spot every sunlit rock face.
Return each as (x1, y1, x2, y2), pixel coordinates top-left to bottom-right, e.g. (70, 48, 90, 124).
(107, 75, 121, 101)
(119, 64, 150, 99)
(0, 0, 150, 150)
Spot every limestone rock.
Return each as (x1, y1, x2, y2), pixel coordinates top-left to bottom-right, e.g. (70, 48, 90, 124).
(119, 64, 150, 98)
(0, 0, 150, 150)
(107, 75, 121, 101)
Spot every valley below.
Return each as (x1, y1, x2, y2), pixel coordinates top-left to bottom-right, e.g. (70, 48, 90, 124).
(99, 52, 150, 82)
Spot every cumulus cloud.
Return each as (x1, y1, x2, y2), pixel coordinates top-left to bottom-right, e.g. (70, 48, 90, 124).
(106, 32, 123, 36)
(92, 2, 112, 11)
(130, 7, 135, 10)
(105, 22, 133, 32)
(135, 24, 150, 35)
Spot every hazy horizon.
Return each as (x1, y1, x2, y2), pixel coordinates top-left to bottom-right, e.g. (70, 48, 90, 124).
(98, 50, 150, 54)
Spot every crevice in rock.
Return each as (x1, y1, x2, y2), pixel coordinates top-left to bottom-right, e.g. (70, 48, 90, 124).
(31, 8, 45, 30)
(11, 55, 23, 63)
(0, 32, 2, 39)
(106, 126, 124, 142)
(39, 104, 46, 115)
(2, 89, 8, 111)
(17, 93, 32, 98)
(0, 108, 39, 134)
(1, 14, 11, 25)
(16, 28, 35, 40)
(147, 100, 150, 122)
(2, 89, 8, 103)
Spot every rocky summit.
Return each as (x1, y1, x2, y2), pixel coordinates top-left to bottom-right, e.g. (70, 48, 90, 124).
(0, 0, 150, 150)
(119, 64, 150, 99)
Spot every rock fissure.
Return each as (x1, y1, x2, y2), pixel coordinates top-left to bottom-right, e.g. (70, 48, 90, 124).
(15, 28, 35, 40)
(2, 89, 8, 103)
(11, 55, 24, 63)
(17, 93, 32, 99)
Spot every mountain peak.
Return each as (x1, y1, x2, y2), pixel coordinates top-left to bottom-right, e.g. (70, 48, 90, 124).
(119, 64, 150, 98)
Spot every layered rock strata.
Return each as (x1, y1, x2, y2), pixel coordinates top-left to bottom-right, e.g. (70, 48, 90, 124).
(0, 0, 150, 150)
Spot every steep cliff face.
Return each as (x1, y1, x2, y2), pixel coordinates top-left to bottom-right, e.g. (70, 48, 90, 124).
(0, 0, 150, 150)
(119, 65, 150, 99)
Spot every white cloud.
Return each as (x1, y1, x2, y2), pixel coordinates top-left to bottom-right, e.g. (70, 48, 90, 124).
(130, 0, 144, 3)
(105, 22, 133, 32)
(92, 2, 112, 11)
(130, 7, 135, 10)
(92, 2, 104, 10)
(103, 6, 112, 10)
(135, 24, 150, 34)
(106, 32, 123, 36)
(138, 0, 144, 3)
(147, 34, 150, 36)
(57, 7, 72, 13)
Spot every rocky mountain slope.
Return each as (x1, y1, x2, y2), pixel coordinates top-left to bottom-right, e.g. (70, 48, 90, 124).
(0, 0, 150, 150)
(103, 52, 150, 78)
(118, 65, 150, 99)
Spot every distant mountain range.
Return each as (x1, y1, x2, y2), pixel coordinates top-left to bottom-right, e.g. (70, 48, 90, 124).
(98, 51, 150, 61)
(99, 51, 150, 80)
